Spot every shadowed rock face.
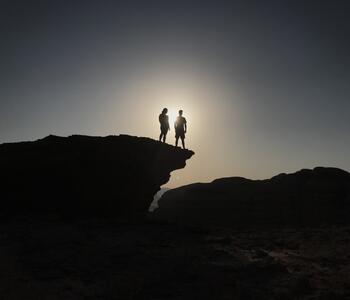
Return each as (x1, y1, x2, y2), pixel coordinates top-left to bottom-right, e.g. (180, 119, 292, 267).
(155, 167, 350, 228)
(0, 135, 194, 216)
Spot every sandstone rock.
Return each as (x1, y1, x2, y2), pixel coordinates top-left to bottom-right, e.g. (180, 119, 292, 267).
(0, 135, 194, 216)
(155, 167, 350, 227)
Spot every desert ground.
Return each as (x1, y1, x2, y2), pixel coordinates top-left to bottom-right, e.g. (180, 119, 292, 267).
(0, 214, 349, 299)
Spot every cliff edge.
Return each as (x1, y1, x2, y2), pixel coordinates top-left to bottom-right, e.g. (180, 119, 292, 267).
(0, 135, 194, 215)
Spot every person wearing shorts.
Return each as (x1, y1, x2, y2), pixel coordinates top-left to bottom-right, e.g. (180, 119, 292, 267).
(174, 110, 187, 149)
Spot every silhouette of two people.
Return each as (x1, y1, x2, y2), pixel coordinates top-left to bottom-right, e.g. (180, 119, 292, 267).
(159, 108, 187, 149)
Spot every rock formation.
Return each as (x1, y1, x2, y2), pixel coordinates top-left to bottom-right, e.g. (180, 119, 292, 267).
(154, 167, 350, 227)
(0, 135, 194, 216)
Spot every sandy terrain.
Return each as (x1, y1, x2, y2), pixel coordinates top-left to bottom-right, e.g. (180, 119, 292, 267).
(0, 215, 349, 299)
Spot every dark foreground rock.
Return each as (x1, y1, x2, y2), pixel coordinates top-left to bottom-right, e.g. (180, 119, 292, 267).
(0, 216, 349, 299)
(0, 135, 193, 215)
(155, 167, 350, 228)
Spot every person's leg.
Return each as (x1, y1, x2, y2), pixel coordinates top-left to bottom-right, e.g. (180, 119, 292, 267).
(159, 133, 164, 142)
(163, 133, 166, 143)
(175, 137, 179, 147)
(181, 137, 185, 149)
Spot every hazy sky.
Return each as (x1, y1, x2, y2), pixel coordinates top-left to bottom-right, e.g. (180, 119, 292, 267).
(1, 0, 350, 187)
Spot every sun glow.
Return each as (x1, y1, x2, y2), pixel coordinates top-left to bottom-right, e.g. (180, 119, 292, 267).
(167, 109, 178, 128)
(96, 60, 242, 188)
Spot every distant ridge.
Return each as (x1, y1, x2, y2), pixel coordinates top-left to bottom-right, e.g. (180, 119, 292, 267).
(154, 167, 350, 228)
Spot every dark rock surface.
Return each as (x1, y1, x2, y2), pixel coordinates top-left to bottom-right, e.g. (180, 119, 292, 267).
(0, 135, 194, 215)
(155, 167, 350, 228)
(2, 136, 349, 298)
(0, 216, 349, 299)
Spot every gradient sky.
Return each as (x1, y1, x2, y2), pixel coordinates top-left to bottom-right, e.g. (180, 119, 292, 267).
(1, 0, 350, 188)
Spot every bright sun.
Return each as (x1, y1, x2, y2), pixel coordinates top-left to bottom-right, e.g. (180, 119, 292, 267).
(167, 110, 177, 127)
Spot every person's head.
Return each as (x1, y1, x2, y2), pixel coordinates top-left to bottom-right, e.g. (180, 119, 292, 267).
(178, 110, 183, 116)
(162, 108, 168, 114)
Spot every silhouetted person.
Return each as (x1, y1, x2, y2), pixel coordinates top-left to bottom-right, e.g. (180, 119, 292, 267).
(159, 108, 170, 142)
(175, 110, 187, 149)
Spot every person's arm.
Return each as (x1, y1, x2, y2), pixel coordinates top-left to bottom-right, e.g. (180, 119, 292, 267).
(184, 119, 187, 132)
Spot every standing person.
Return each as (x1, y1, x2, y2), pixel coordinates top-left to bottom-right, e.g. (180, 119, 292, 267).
(159, 108, 170, 142)
(174, 110, 187, 149)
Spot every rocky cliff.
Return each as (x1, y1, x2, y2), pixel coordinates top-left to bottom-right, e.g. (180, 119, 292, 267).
(154, 167, 350, 227)
(0, 135, 194, 216)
